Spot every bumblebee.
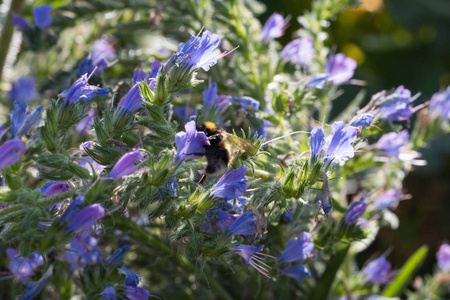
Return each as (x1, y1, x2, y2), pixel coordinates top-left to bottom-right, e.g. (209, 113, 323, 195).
(196, 121, 256, 184)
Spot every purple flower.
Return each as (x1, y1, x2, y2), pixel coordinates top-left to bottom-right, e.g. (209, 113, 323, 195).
(41, 181, 70, 196)
(59, 195, 84, 223)
(254, 120, 273, 139)
(374, 189, 400, 210)
(100, 286, 117, 300)
(364, 255, 392, 284)
(10, 101, 43, 138)
(324, 53, 357, 85)
(350, 113, 375, 129)
(132, 66, 148, 85)
(32, 4, 52, 29)
(344, 198, 367, 225)
(109, 149, 144, 179)
(175, 121, 210, 163)
(159, 177, 178, 197)
(377, 86, 415, 123)
(65, 233, 102, 270)
(0, 139, 26, 171)
(437, 243, 450, 272)
(66, 204, 105, 234)
(429, 86, 450, 120)
(280, 264, 311, 282)
(203, 82, 230, 114)
(280, 205, 296, 223)
(7, 248, 44, 282)
(105, 245, 130, 265)
(75, 108, 95, 135)
(211, 166, 248, 200)
(309, 127, 325, 161)
(278, 232, 314, 264)
(315, 176, 332, 217)
(18, 267, 52, 300)
(124, 286, 157, 300)
(202, 209, 239, 234)
(261, 13, 289, 42)
(228, 96, 260, 111)
(306, 73, 330, 89)
(61, 74, 109, 106)
(324, 121, 357, 166)
(77, 40, 116, 76)
(79, 141, 105, 175)
(376, 130, 409, 158)
(116, 84, 144, 114)
(281, 37, 315, 66)
(8, 77, 38, 102)
(119, 267, 141, 287)
(227, 211, 257, 237)
(12, 15, 31, 31)
(232, 244, 275, 278)
(165, 30, 234, 79)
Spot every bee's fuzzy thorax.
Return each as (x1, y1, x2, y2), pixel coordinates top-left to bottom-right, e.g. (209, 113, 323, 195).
(203, 122, 217, 133)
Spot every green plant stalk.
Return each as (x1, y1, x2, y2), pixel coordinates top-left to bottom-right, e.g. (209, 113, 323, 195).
(0, 0, 25, 82)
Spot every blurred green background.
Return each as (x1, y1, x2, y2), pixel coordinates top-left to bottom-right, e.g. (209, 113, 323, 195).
(261, 0, 450, 276)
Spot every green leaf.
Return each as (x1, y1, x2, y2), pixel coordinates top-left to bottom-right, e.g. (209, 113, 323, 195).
(381, 245, 429, 297)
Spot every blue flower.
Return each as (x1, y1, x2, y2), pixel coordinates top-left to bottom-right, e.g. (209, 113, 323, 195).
(32, 4, 52, 29)
(324, 53, 357, 85)
(306, 73, 330, 89)
(65, 233, 102, 270)
(228, 96, 260, 111)
(18, 267, 52, 300)
(202, 209, 239, 234)
(429, 86, 450, 120)
(261, 13, 289, 42)
(374, 189, 400, 210)
(41, 181, 70, 196)
(344, 197, 367, 225)
(159, 177, 178, 197)
(116, 84, 144, 115)
(309, 127, 325, 162)
(232, 244, 275, 278)
(376, 86, 417, 123)
(281, 37, 315, 66)
(376, 130, 409, 158)
(0, 139, 26, 171)
(132, 60, 161, 87)
(124, 286, 156, 300)
(11, 15, 31, 31)
(6, 248, 44, 282)
(66, 204, 105, 234)
(323, 121, 357, 166)
(132, 66, 148, 85)
(105, 245, 130, 265)
(8, 77, 38, 102)
(280, 264, 311, 282)
(254, 120, 273, 139)
(59, 195, 85, 223)
(227, 211, 257, 237)
(349, 113, 375, 129)
(280, 205, 296, 223)
(278, 232, 314, 264)
(77, 39, 116, 76)
(211, 166, 248, 200)
(109, 149, 144, 180)
(165, 30, 234, 80)
(203, 82, 230, 114)
(364, 255, 392, 284)
(9, 101, 43, 138)
(61, 74, 109, 106)
(437, 243, 450, 272)
(315, 175, 332, 217)
(100, 286, 117, 300)
(175, 120, 210, 163)
(119, 267, 141, 287)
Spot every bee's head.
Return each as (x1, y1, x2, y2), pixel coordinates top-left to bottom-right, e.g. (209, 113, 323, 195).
(197, 121, 218, 136)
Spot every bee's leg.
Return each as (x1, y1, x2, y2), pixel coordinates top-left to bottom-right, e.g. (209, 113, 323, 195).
(198, 174, 207, 185)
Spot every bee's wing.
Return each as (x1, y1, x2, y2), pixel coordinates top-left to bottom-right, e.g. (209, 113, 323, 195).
(222, 132, 257, 156)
